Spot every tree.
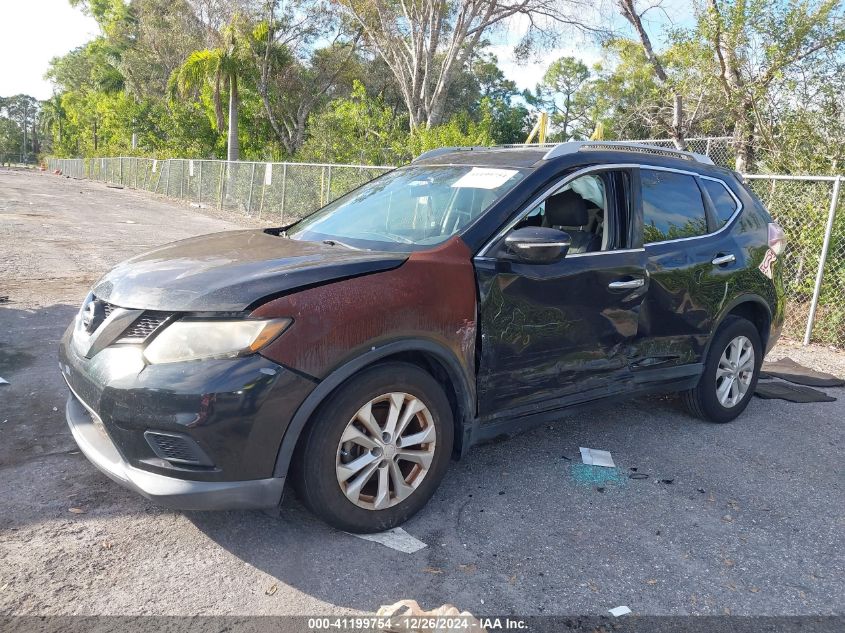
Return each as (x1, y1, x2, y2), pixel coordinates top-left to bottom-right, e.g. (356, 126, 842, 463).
(335, 0, 596, 129)
(1, 95, 40, 160)
(698, 0, 845, 171)
(107, 0, 207, 99)
(250, 1, 361, 156)
(760, 57, 845, 174)
(615, 0, 692, 149)
(448, 52, 530, 143)
(299, 80, 408, 163)
(588, 36, 725, 143)
(46, 38, 127, 154)
(170, 17, 253, 160)
(407, 110, 495, 157)
(40, 95, 67, 147)
(529, 56, 594, 141)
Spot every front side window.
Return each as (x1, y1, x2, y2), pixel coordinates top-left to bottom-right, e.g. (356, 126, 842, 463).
(288, 165, 525, 251)
(641, 169, 708, 243)
(514, 172, 622, 254)
(701, 178, 739, 226)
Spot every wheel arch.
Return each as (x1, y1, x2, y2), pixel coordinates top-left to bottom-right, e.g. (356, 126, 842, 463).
(272, 340, 475, 479)
(705, 295, 773, 360)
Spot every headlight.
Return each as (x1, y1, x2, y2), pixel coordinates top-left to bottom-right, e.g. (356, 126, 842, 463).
(143, 318, 291, 364)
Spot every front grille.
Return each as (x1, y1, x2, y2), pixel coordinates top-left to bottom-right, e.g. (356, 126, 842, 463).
(88, 296, 174, 345)
(144, 431, 213, 466)
(118, 312, 171, 342)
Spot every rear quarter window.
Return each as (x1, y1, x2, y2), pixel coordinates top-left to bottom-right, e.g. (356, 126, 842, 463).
(701, 178, 739, 226)
(641, 169, 708, 243)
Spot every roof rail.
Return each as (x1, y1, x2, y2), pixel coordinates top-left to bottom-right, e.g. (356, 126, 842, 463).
(542, 141, 715, 165)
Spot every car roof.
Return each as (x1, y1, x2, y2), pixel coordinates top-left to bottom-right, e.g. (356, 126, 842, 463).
(412, 146, 549, 168)
(412, 142, 731, 178)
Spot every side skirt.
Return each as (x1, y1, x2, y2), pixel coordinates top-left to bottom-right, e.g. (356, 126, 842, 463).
(466, 364, 703, 449)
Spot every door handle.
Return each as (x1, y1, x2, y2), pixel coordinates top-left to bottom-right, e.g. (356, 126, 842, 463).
(712, 253, 736, 266)
(608, 278, 645, 290)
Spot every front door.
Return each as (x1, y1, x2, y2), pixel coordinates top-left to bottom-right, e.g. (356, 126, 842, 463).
(475, 169, 648, 418)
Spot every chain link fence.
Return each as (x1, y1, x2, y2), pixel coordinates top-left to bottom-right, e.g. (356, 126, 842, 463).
(626, 136, 735, 168)
(744, 175, 844, 347)
(513, 136, 735, 168)
(47, 157, 394, 223)
(46, 151, 845, 348)
(1, 153, 38, 167)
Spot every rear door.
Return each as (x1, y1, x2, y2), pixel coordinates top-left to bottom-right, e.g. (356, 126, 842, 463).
(474, 168, 648, 417)
(636, 167, 741, 370)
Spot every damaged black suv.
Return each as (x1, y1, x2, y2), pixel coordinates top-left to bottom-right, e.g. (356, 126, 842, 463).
(60, 141, 784, 532)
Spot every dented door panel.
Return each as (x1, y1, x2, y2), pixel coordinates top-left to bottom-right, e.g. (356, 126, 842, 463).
(475, 249, 648, 417)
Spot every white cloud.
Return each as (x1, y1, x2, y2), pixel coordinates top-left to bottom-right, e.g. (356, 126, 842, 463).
(0, 0, 99, 100)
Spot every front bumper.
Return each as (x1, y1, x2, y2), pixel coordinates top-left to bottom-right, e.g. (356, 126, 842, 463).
(65, 387, 284, 510)
(59, 321, 317, 510)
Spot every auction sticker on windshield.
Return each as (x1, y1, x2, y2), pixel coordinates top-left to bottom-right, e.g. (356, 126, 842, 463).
(451, 167, 519, 189)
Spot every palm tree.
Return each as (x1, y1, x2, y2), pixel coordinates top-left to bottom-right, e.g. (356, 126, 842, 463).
(170, 20, 250, 161)
(39, 94, 66, 148)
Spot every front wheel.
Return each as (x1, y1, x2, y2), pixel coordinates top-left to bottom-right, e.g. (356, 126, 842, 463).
(291, 362, 454, 533)
(682, 317, 762, 423)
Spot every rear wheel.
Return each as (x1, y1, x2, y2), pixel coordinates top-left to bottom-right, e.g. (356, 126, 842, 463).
(682, 317, 762, 423)
(292, 362, 453, 533)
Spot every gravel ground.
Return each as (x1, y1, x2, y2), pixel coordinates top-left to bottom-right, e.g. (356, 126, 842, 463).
(1, 169, 843, 620)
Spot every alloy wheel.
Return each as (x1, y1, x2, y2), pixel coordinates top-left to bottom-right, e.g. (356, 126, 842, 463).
(716, 335, 755, 408)
(335, 392, 437, 510)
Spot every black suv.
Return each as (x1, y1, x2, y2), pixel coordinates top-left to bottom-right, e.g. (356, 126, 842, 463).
(60, 142, 785, 532)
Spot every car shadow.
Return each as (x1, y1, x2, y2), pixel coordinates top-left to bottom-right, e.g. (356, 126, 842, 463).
(0, 302, 80, 466)
(187, 393, 715, 613)
(0, 302, 163, 529)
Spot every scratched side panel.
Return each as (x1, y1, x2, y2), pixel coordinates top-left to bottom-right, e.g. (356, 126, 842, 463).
(640, 204, 780, 365)
(252, 237, 478, 398)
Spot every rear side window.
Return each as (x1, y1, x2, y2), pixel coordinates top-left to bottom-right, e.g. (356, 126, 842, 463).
(641, 169, 708, 243)
(701, 178, 739, 226)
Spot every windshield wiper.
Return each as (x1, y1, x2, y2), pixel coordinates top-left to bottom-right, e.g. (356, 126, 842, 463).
(322, 239, 364, 250)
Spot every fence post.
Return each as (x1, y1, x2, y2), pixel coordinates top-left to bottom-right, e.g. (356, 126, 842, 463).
(218, 161, 225, 210)
(326, 165, 333, 203)
(198, 161, 203, 205)
(804, 175, 842, 345)
(280, 163, 287, 222)
(705, 138, 712, 158)
(247, 162, 256, 215)
(258, 163, 268, 219)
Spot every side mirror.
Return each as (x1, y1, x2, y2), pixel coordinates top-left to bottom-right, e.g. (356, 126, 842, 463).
(504, 227, 571, 264)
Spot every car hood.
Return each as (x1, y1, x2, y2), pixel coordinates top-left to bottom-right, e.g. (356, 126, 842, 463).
(91, 229, 407, 311)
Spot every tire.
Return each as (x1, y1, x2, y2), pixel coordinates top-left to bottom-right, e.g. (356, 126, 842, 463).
(291, 362, 454, 533)
(682, 316, 762, 423)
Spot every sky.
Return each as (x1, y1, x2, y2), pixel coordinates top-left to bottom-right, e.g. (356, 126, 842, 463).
(0, 0, 689, 101)
(0, 0, 99, 100)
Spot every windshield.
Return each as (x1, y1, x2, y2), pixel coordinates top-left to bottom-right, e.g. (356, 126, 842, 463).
(287, 165, 526, 251)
